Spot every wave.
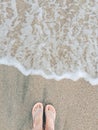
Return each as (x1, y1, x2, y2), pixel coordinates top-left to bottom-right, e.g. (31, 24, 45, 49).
(0, 0, 98, 85)
(0, 57, 98, 85)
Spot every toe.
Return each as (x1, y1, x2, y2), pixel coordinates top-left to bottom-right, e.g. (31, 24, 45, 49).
(32, 102, 43, 115)
(46, 105, 55, 112)
(45, 105, 56, 120)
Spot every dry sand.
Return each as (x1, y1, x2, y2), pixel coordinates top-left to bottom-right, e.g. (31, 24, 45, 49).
(0, 65, 98, 130)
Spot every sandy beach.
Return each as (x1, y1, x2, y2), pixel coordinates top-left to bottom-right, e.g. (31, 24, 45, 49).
(0, 65, 97, 130)
(0, 0, 98, 130)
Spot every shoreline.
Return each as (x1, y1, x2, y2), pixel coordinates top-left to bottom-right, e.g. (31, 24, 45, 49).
(0, 58, 98, 85)
(0, 65, 98, 130)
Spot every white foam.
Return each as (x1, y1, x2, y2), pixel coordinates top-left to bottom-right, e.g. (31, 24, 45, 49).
(0, 0, 98, 86)
(0, 57, 98, 86)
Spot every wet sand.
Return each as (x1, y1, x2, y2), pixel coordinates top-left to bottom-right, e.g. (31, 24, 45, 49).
(0, 65, 98, 130)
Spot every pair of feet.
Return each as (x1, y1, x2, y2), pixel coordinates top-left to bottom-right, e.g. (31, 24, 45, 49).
(32, 102, 56, 130)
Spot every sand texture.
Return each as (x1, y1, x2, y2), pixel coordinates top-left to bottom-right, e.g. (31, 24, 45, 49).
(0, 65, 98, 130)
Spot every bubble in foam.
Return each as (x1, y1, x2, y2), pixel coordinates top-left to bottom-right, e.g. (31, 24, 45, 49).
(0, 0, 98, 85)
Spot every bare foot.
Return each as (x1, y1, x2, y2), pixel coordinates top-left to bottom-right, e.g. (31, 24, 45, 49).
(32, 102, 43, 130)
(45, 105, 56, 130)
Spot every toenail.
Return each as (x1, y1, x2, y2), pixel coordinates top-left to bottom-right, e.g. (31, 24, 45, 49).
(39, 105, 41, 108)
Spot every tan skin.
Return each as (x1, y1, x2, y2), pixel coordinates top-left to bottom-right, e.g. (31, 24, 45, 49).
(32, 103, 56, 130)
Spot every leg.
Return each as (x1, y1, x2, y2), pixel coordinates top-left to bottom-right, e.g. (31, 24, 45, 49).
(45, 105, 56, 130)
(32, 102, 43, 130)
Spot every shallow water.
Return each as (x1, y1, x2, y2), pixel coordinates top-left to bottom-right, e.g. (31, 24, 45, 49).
(0, 0, 98, 85)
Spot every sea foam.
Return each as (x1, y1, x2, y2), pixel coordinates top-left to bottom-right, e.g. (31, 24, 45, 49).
(0, 0, 98, 85)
